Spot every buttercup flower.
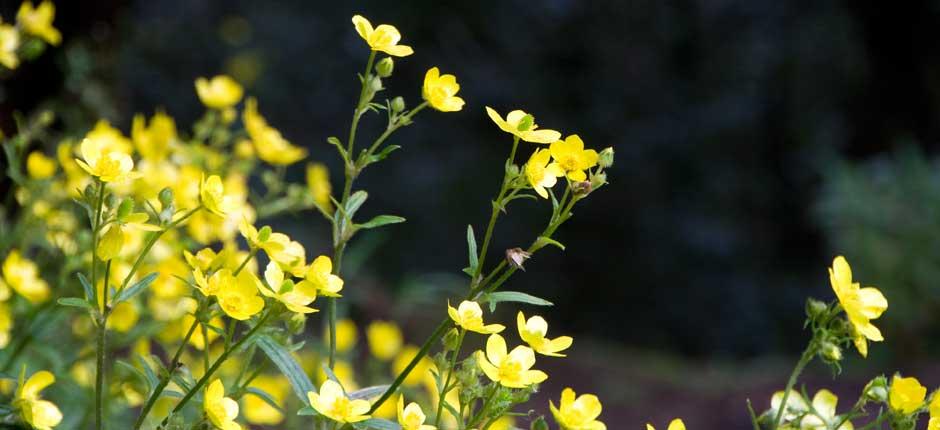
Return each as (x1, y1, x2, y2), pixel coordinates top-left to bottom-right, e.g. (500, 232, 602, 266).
(549, 135, 599, 181)
(525, 149, 564, 199)
(307, 379, 371, 423)
(448, 300, 505, 334)
(15, 369, 62, 430)
(422, 67, 464, 112)
(829, 256, 888, 357)
(475, 333, 547, 388)
(0, 303, 12, 348)
(550, 388, 606, 430)
(216, 270, 265, 320)
(97, 224, 125, 261)
(2, 250, 50, 303)
(485, 107, 561, 144)
(132, 110, 177, 162)
(930, 391, 940, 417)
(398, 395, 436, 430)
(304, 255, 343, 297)
(26, 151, 56, 179)
(367, 320, 403, 361)
(306, 163, 333, 212)
(351, 15, 413, 57)
(260, 261, 318, 314)
(769, 389, 808, 424)
(200, 174, 233, 216)
(243, 97, 307, 165)
(238, 220, 286, 256)
(889, 375, 926, 414)
(517, 312, 573, 357)
(75, 136, 137, 183)
(204, 379, 241, 430)
(0, 23, 20, 69)
(195, 75, 243, 109)
(800, 389, 852, 430)
(17, 1, 60, 45)
(646, 419, 685, 430)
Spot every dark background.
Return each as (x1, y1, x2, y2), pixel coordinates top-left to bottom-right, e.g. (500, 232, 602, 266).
(4, 0, 940, 427)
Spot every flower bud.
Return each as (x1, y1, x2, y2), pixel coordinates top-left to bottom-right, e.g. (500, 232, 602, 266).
(117, 198, 134, 220)
(375, 57, 394, 78)
(517, 114, 534, 132)
(531, 416, 549, 430)
(369, 76, 384, 93)
(864, 375, 888, 402)
(505, 163, 520, 177)
(590, 172, 606, 190)
(505, 247, 532, 271)
(598, 146, 614, 168)
(805, 298, 827, 320)
(442, 328, 461, 351)
(820, 341, 842, 362)
(158, 187, 174, 208)
(288, 312, 306, 334)
(572, 180, 592, 196)
(221, 107, 237, 125)
(390, 96, 406, 113)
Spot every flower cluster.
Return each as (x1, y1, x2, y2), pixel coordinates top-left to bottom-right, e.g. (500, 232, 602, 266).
(0, 0, 60, 70)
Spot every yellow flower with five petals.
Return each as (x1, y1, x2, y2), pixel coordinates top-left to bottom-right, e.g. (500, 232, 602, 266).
(485, 107, 561, 144)
(524, 149, 564, 199)
(216, 270, 265, 321)
(517, 311, 573, 357)
(448, 300, 504, 334)
(550, 387, 606, 430)
(475, 333, 547, 388)
(259, 261, 318, 314)
(422, 67, 464, 112)
(549, 135, 598, 181)
(397, 395, 436, 430)
(14, 369, 62, 430)
(75, 137, 138, 183)
(195, 75, 243, 109)
(307, 379, 371, 423)
(200, 174, 233, 216)
(828, 256, 887, 357)
(889, 375, 926, 415)
(351, 15, 413, 57)
(17, 1, 60, 46)
(204, 379, 242, 430)
(304, 255, 343, 297)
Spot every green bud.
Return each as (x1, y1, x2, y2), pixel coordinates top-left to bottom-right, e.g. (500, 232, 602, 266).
(83, 184, 97, 200)
(517, 114, 534, 132)
(820, 341, 842, 362)
(369, 76, 384, 92)
(257, 225, 272, 243)
(37, 110, 55, 127)
(117, 198, 134, 220)
(589, 172, 606, 190)
(864, 375, 888, 402)
(19, 38, 45, 60)
(531, 416, 549, 430)
(375, 57, 394, 78)
(805, 298, 827, 320)
(158, 187, 174, 208)
(442, 328, 460, 351)
(505, 163, 520, 177)
(391, 96, 406, 113)
(288, 312, 306, 334)
(598, 146, 614, 168)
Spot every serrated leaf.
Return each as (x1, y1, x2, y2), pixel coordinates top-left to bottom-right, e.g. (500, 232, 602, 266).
(467, 225, 478, 274)
(57, 297, 93, 310)
(114, 272, 158, 304)
(352, 418, 402, 430)
(357, 215, 405, 230)
(256, 335, 316, 402)
(246, 387, 285, 413)
(482, 291, 554, 310)
(77, 273, 95, 304)
(348, 385, 389, 401)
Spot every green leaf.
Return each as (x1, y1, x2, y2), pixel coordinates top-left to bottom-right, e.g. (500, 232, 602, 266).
(256, 335, 316, 402)
(135, 355, 160, 390)
(352, 418, 402, 430)
(116, 360, 149, 391)
(348, 385, 390, 401)
(57, 297, 93, 310)
(368, 145, 401, 163)
(532, 236, 566, 251)
(246, 387, 285, 413)
(357, 215, 405, 230)
(482, 291, 554, 310)
(297, 406, 318, 416)
(345, 191, 369, 219)
(77, 273, 95, 304)
(113, 272, 158, 304)
(467, 225, 478, 275)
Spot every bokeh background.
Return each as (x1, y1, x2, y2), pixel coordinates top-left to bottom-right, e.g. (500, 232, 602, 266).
(4, 0, 940, 427)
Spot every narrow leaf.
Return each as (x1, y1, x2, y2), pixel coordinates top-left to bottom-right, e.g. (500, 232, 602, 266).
(345, 191, 369, 219)
(57, 297, 93, 310)
(467, 225, 478, 274)
(256, 335, 316, 402)
(369, 145, 401, 163)
(77, 273, 95, 303)
(348, 385, 390, 401)
(352, 418, 402, 430)
(246, 387, 285, 413)
(483, 291, 554, 308)
(114, 272, 158, 304)
(297, 406, 318, 416)
(357, 215, 405, 230)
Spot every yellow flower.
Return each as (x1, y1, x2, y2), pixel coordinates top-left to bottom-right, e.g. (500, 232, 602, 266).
(307, 379, 371, 423)
(0, 302, 12, 348)
(931, 391, 940, 417)
(243, 374, 288, 425)
(448, 300, 504, 334)
(0, 23, 20, 69)
(422, 67, 464, 112)
(306, 163, 333, 212)
(397, 395, 436, 430)
(216, 270, 265, 320)
(97, 224, 124, 261)
(260, 261, 318, 314)
(889, 375, 926, 414)
(243, 97, 307, 165)
(485, 107, 561, 144)
(367, 320, 403, 361)
(315, 360, 359, 391)
(335, 319, 359, 352)
(525, 149, 564, 199)
(931, 418, 940, 430)
(304, 255, 343, 297)
(17, 1, 60, 46)
(132, 111, 177, 162)
(15, 370, 62, 430)
(193, 268, 231, 297)
(489, 416, 515, 430)
(200, 174, 233, 216)
(351, 15, 413, 57)
(2, 250, 50, 303)
(549, 135, 599, 181)
(26, 151, 56, 179)
(75, 137, 138, 183)
(550, 388, 605, 430)
(195, 75, 243, 109)
(238, 220, 286, 256)
(204, 379, 242, 430)
(517, 312, 572, 357)
(85, 120, 134, 154)
(828, 256, 887, 357)
(800, 389, 852, 430)
(393, 345, 434, 387)
(475, 333, 547, 388)
(646, 419, 685, 430)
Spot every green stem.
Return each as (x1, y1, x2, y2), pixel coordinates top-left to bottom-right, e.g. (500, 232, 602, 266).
(233, 248, 258, 276)
(342, 50, 377, 202)
(95, 311, 107, 430)
(467, 384, 499, 428)
(434, 329, 466, 427)
(131, 317, 201, 430)
(362, 102, 429, 159)
(770, 344, 818, 430)
(368, 319, 450, 413)
(91, 180, 106, 307)
(471, 137, 519, 285)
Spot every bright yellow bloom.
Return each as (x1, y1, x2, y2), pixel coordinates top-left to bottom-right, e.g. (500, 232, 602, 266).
(204, 379, 242, 430)
(304, 255, 343, 297)
(0, 23, 20, 69)
(238, 220, 285, 256)
(351, 15, 413, 57)
(646, 419, 685, 430)
(485, 107, 561, 144)
(889, 375, 926, 414)
(448, 300, 504, 334)
(306, 163, 333, 212)
(517, 312, 573, 357)
(307, 379, 371, 423)
(260, 261, 318, 314)
(195, 75, 243, 109)
(216, 270, 265, 320)
(15, 370, 62, 430)
(549, 135, 598, 182)
(200, 174, 233, 216)
(367, 320, 403, 361)
(97, 223, 124, 261)
(770, 389, 808, 424)
(828, 256, 887, 357)
(525, 149, 564, 199)
(397, 395, 435, 430)
(422, 67, 464, 112)
(75, 137, 137, 183)
(799, 389, 852, 430)
(267, 235, 307, 276)
(550, 388, 605, 430)
(931, 391, 940, 417)
(84, 120, 133, 154)
(243, 374, 288, 425)
(17, 1, 60, 45)
(193, 267, 231, 297)
(393, 345, 434, 387)
(489, 416, 516, 430)
(0, 302, 12, 348)
(930, 418, 940, 430)
(243, 97, 307, 165)
(2, 250, 50, 303)
(475, 333, 547, 388)
(132, 110, 177, 162)
(26, 151, 56, 179)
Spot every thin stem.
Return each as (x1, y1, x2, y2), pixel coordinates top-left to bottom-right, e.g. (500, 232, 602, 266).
(342, 50, 377, 202)
(472, 137, 519, 284)
(368, 319, 450, 413)
(434, 329, 466, 427)
(233, 248, 258, 277)
(770, 344, 818, 430)
(91, 180, 106, 308)
(363, 102, 429, 159)
(131, 317, 201, 430)
(467, 384, 499, 428)
(95, 311, 107, 430)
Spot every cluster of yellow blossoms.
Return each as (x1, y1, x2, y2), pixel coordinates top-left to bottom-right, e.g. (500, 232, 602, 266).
(0, 0, 60, 69)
